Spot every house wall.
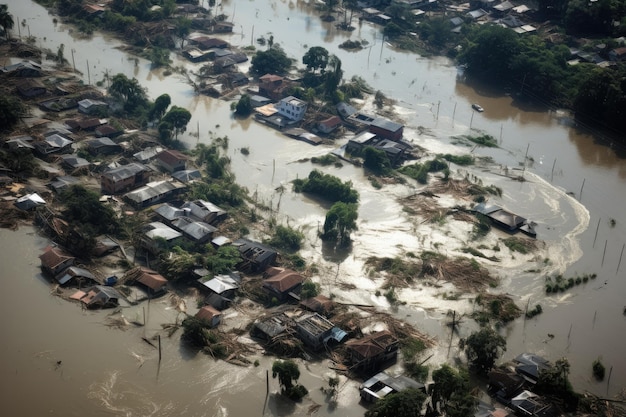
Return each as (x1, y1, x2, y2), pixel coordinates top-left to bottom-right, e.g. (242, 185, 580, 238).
(369, 125, 403, 140)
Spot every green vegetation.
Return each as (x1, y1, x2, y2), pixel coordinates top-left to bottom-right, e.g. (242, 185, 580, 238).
(473, 294, 522, 324)
(535, 358, 579, 411)
(250, 45, 292, 76)
(108, 73, 149, 116)
(61, 185, 119, 235)
(399, 158, 448, 184)
(234, 94, 252, 117)
(321, 202, 358, 246)
(366, 256, 422, 287)
(545, 272, 596, 293)
(292, 170, 359, 204)
(0, 94, 26, 132)
(440, 154, 474, 166)
(462, 327, 506, 374)
(310, 154, 340, 166)
(265, 225, 304, 251)
(525, 304, 543, 319)
(364, 387, 426, 417)
(148, 46, 171, 68)
(0, 4, 14, 41)
(431, 364, 478, 417)
(149, 93, 171, 122)
(465, 134, 498, 148)
(592, 358, 606, 380)
(181, 316, 229, 358)
(300, 281, 320, 299)
(302, 46, 329, 73)
(472, 214, 492, 239)
(160, 105, 191, 140)
(502, 237, 536, 254)
(272, 360, 308, 401)
(363, 146, 392, 175)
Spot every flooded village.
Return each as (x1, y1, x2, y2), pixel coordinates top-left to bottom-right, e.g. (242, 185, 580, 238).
(1, 0, 626, 416)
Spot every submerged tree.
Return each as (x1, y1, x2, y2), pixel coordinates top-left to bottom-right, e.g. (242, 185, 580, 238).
(272, 360, 308, 401)
(161, 106, 191, 139)
(0, 95, 26, 131)
(108, 73, 149, 114)
(149, 93, 171, 122)
(0, 4, 14, 41)
(365, 387, 426, 417)
(462, 327, 506, 374)
(302, 46, 329, 73)
(321, 202, 358, 246)
(431, 365, 477, 417)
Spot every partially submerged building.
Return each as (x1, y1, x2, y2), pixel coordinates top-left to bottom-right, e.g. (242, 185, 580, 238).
(345, 330, 399, 372)
(360, 371, 425, 403)
(195, 305, 222, 328)
(39, 246, 75, 276)
(234, 238, 278, 272)
(294, 313, 347, 351)
(71, 285, 122, 309)
(262, 267, 305, 301)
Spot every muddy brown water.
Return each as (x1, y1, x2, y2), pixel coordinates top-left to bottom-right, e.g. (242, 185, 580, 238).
(2, 0, 626, 415)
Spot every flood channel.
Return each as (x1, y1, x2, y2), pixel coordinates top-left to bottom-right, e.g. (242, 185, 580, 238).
(1, 0, 626, 415)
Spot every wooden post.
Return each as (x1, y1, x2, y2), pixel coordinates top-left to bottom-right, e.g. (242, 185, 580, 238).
(616, 243, 625, 275)
(602, 240, 608, 267)
(499, 124, 503, 144)
(436, 100, 440, 120)
(607, 366, 613, 395)
(593, 217, 601, 248)
(452, 102, 457, 126)
(71, 48, 76, 73)
(86, 59, 91, 85)
(266, 369, 269, 395)
(550, 158, 556, 182)
(251, 25, 254, 46)
(579, 178, 586, 201)
(567, 323, 572, 340)
(469, 111, 474, 129)
(593, 310, 597, 329)
(158, 335, 162, 362)
(143, 306, 146, 326)
(522, 143, 530, 179)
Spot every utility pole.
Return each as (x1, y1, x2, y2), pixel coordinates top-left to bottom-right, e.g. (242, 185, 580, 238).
(71, 48, 76, 73)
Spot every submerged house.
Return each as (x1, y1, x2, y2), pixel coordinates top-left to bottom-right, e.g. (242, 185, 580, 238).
(294, 313, 347, 351)
(14, 193, 46, 211)
(198, 272, 241, 309)
(472, 202, 536, 237)
(195, 305, 222, 328)
(262, 267, 304, 301)
(345, 330, 399, 372)
(514, 353, 550, 384)
(55, 266, 97, 286)
(369, 117, 404, 141)
(123, 180, 185, 209)
(360, 371, 425, 403)
(234, 238, 278, 272)
(276, 96, 308, 122)
(300, 294, 336, 316)
(39, 246, 75, 276)
(71, 285, 122, 308)
(134, 268, 168, 296)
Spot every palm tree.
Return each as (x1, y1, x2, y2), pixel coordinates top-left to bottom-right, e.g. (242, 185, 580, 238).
(0, 4, 15, 41)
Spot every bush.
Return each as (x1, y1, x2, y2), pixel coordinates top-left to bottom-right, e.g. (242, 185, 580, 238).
(592, 358, 605, 380)
(265, 225, 304, 251)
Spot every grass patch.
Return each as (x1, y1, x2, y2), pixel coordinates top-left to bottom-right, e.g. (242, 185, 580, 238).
(465, 134, 498, 148)
(473, 294, 522, 324)
(440, 153, 474, 166)
(462, 246, 500, 262)
(502, 237, 536, 254)
(311, 154, 339, 166)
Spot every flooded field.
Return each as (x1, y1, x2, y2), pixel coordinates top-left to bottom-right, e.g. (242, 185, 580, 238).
(2, 0, 626, 415)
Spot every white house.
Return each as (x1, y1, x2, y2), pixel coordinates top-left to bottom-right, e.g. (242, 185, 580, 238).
(276, 96, 307, 122)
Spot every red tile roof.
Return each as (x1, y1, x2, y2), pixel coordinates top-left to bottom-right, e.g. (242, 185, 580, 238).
(196, 305, 222, 321)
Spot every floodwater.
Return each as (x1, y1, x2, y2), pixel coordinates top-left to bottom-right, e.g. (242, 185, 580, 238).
(2, 0, 626, 415)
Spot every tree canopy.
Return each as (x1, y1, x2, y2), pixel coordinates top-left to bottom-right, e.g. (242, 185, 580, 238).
(108, 73, 149, 114)
(149, 93, 171, 121)
(0, 4, 14, 41)
(321, 201, 358, 246)
(60, 185, 119, 235)
(250, 46, 292, 76)
(234, 94, 252, 116)
(365, 387, 426, 417)
(0, 95, 25, 132)
(272, 360, 308, 401)
(302, 46, 329, 73)
(292, 170, 358, 204)
(161, 105, 192, 139)
(462, 327, 506, 374)
(431, 365, 477, 417)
